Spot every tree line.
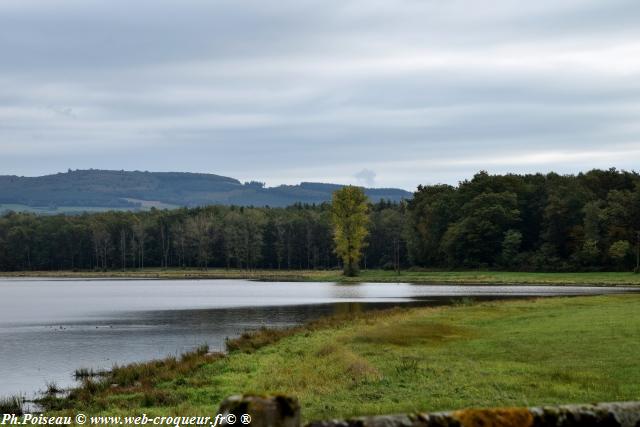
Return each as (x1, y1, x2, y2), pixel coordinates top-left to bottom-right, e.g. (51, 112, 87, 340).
(0, 201, 407, 272)
(407, 168, 640, 271)
(0, 168, 638, 273)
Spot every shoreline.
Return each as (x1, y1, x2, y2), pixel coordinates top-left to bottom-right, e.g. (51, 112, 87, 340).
(4, 279, 637, 409)
(34, 294, 640, 420)
(1, 268, 639, 286)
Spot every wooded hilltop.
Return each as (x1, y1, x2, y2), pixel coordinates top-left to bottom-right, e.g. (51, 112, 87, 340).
(0, 168, 638, 272)
(0, 169, 410, 211)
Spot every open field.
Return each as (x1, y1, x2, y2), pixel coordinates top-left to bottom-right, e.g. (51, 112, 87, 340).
(0, 204, 135, 215)
(0, 201, 178, 215)
(40, 294, 640, 421)
(2, 268, 640, 286)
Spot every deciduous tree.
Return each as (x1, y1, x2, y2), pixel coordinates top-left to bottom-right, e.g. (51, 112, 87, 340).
(331, 186, 369, 276)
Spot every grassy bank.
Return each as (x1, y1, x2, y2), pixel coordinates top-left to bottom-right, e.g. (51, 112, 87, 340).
(43, 294, 640, 421)
(2, 268, 640, 286)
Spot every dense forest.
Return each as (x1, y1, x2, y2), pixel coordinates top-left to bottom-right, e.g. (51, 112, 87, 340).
(0, 169, 638, 272)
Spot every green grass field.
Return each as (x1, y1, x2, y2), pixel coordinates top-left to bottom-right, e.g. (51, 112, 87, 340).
(3, 268, 640, 286)
(0, 204, 135, 215)
(0, 200, 179, 215)
(42, 294, 640, 421)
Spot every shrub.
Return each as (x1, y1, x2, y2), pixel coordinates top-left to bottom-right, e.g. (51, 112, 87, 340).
(0, 395, 23, 415)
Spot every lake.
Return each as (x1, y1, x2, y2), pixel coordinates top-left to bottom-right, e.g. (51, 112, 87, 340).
(0, 278, 637, 399)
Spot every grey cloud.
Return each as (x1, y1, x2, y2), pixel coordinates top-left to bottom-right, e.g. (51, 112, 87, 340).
(1, 0, 639, 190)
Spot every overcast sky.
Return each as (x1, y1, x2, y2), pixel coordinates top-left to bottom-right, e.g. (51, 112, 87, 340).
(1, 0, 639, 190)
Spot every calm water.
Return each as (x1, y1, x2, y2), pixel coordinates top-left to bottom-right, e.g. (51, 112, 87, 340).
(0, 278, 636, 398)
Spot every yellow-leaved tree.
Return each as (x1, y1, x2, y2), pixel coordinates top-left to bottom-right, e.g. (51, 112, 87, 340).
(331, 186, 370, 276)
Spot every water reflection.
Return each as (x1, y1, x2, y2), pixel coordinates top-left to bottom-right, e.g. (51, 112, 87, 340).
(0, 278, 636, 398)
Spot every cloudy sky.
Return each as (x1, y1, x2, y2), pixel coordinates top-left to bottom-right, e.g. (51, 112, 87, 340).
(1, 0, 639, 190)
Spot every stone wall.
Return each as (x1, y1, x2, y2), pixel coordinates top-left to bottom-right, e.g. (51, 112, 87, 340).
(218, 395, 640, 427)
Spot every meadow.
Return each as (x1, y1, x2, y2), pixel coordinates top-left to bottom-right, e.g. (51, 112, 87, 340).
(37, 294, 640, 421)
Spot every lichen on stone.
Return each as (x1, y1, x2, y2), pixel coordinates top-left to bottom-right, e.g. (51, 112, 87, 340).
(452, 408, 533, 427)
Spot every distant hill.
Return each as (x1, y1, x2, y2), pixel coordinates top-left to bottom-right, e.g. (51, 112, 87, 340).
(0, 169, 411, 213)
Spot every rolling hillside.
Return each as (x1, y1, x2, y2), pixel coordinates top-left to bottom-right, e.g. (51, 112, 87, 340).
(0, 170, 411, 213)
